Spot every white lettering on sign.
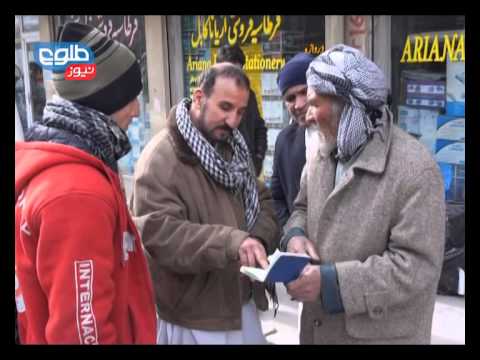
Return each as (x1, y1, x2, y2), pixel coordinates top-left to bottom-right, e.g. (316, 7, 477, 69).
(38, 44, 91, 66)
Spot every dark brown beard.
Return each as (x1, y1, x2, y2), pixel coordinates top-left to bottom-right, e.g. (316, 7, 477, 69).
(198, 103, 233, 144)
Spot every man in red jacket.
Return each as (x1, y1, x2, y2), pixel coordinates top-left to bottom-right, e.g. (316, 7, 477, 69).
(15, 22, 156, 344)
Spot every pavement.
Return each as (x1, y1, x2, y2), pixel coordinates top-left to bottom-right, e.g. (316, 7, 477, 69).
(260, 284, 465, 345)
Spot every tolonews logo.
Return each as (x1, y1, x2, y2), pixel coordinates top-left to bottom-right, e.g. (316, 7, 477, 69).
(33, 42, 96, 80)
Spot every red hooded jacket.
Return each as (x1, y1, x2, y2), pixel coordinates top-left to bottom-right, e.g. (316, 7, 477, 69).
(15, 142, 157, 344)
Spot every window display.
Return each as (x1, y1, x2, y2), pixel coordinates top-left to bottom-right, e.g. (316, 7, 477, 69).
(181, 15, 325, 184)
(15, 15, 46, 132)
(392, 16, 465, 204)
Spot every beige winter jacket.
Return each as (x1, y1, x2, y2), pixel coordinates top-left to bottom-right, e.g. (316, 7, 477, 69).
(131, 106, 279, 331)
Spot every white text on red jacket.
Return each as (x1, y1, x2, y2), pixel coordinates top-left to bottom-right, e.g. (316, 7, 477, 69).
(74, 260, 99, 344)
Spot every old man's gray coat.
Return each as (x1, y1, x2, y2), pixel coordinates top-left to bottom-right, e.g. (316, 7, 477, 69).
(285, 109, 445, 344)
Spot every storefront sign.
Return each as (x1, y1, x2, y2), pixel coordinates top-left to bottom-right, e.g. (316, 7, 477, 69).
(62, 16, 144, 56)
(304, 43, 325, 55)
(186, 54, 285, 73)
(400, 32, 465, 63)
(191, 15, 283, 48)
(244, 54, 285, 71)
(186, 56, 212, 72)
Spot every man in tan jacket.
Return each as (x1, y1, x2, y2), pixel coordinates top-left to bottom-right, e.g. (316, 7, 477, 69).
(281, 45, 445, 344)
(131, 63, 279, 344)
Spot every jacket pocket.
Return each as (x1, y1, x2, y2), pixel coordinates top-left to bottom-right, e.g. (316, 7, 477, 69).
(365, 291, 389, 320)
(345, 291, 416, 340)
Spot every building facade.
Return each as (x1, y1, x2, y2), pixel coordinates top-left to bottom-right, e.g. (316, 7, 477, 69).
(15, 15, 465, 208)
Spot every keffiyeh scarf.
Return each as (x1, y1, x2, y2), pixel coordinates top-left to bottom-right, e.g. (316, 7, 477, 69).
(176, 98, 260, 231)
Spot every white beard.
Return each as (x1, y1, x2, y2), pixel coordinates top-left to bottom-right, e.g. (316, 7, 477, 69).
(305, 124, 336, 165)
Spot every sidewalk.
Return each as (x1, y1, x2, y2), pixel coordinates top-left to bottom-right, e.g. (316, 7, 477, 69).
(431, 295, 465, 344)
(260, 285, 465, 345)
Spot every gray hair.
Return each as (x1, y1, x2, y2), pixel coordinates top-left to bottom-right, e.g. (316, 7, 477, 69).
(331, 96, 345, 123)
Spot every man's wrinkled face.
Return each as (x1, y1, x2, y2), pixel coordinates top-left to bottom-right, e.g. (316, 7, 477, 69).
(305, 87, 341, 142)
(196, 77, 249, 144)
(305, 87, 343, 156)
(283, 84, 308, 127)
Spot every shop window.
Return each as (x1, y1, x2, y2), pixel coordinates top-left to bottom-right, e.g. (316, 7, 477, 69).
(181, 15, 325, 185)
(391, 15, 465, 204)
(15, 20, 28, 135)
(15, 15, 46, 133)
(54, 16, 152, 176)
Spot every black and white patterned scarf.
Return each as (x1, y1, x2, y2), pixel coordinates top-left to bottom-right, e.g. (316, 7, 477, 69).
(27, 95, 131, 171)
(306, 44, 388, 162)
(176, 98, 260, 231)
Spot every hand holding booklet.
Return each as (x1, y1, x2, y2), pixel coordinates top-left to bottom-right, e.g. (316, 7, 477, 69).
(240, 249, 318, 284)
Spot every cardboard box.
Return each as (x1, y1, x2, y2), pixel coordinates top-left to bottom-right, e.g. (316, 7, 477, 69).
(406, 79, 446, 97)
(405, 78, 446, 110)
(436, 115, 465, 142)
(406, 97, 445, 109)
(402, 77, 446, 110)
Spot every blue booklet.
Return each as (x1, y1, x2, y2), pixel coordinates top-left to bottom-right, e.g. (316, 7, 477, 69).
(240, 249, 312, 284)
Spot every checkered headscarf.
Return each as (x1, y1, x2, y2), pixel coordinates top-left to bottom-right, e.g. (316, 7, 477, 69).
(176, 98, 260, 231)
(306, 44, 388, 162)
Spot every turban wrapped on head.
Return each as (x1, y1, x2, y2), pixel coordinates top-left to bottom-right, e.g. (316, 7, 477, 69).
(306, 44, 389, 161)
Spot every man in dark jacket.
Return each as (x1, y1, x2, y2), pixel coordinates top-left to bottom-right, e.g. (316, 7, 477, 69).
(216, 44, 267, 176)
(271, 53, 314, 227)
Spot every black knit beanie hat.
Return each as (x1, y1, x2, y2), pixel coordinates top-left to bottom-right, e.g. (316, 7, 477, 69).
(53, 22, 142, 115)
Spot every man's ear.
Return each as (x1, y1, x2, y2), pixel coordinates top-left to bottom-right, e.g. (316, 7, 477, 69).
(192, 88, 204, 109)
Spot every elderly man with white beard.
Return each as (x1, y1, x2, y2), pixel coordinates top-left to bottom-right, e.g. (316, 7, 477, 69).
(280, 44, 446, 344)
